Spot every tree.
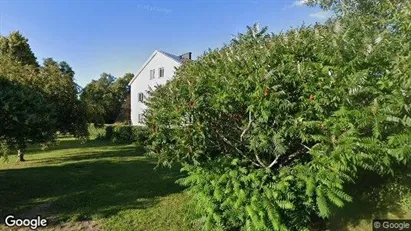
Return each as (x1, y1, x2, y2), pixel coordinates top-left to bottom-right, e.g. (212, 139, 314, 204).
(0, 33, 53, 161)
(39, 58, 88, 138)
(0, 31, 88, 161)
(80, 73, 115, 124)
(0, 31, 38, 67)
(116, 93, 131, 123)
(145, 0, 411, 229)
(58, 61, 75, 78)
(111, 73, 133, 123)
(81, 73, 133, 124)
(0, 75, 57, 161)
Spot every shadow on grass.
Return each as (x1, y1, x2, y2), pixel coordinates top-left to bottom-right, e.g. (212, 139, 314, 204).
(0, 142, 184, 223)
(35, 147, 146, 166)
(5, 139, 125, 158)
(25, 139, 123, 154)
(329, 166, 411, 230)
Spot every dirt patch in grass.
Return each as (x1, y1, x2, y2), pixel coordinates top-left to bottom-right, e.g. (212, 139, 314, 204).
(0, 220, 101, 231)
(44, 220, 101, 231)
(0, 202, 102, 231)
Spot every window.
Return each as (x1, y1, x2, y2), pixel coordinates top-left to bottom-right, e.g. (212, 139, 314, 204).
(150, 69, 155, 79)
(138, 114, 144, 123)
(159, 67, 164, 78)
(138, 93, 144, 102)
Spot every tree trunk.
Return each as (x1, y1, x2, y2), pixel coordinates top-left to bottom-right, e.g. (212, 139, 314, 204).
(17, 149, 25, 161)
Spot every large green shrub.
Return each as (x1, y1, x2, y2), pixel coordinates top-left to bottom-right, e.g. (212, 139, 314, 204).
(145, 0, 411, 230)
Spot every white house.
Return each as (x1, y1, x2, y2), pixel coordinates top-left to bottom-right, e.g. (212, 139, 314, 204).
(129, 50, 192, 125)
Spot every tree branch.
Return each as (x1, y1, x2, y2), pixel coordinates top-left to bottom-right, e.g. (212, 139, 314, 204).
(240, 111, 252, 141)
(267, 155, 280, 168)
(253, 150, 268, 168)
(278, 150, 305, 168)
(215, 130, 262, 167)
(301, 143, 311, 151)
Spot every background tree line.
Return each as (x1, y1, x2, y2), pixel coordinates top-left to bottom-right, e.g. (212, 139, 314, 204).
(0, 31, 132, 161)
(80, 72, 133, 125)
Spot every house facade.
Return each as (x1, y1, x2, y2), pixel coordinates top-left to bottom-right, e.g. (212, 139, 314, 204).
(129, 50, 191, 125)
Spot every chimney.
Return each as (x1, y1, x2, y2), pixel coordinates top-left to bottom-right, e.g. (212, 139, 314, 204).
(180, 52, 192, 61)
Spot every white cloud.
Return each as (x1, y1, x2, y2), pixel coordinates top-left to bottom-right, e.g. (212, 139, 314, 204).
(309, 11, 332, 19)
(294, 0, 308, 7)
(282, 0, 308, 10)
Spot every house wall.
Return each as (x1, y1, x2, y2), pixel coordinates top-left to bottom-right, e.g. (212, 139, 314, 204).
(130, 52, 181, 125)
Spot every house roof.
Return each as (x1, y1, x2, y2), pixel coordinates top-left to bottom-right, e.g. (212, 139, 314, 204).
(158, 50, 183, 63)
(128, 50, 182, 86)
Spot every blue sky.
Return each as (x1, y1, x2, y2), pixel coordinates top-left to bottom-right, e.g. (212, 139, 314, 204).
(0, 0, 330, 87)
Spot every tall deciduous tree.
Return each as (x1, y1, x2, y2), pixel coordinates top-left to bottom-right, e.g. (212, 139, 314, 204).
(0, 31, 88, 161)
(0, 62, 57, 161)
(81, 73, 133, 124)
(39, 58, 88, 137)
(0, 31, 38, 67)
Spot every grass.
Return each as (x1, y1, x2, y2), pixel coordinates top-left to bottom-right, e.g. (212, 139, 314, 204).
(0, 138, 197, 230)
(328, 168, 411, 231)
(0, 137, 409, 230)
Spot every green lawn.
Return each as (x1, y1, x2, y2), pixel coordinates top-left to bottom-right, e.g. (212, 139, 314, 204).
(0, 138, 197, 231)
(329, 168, 411, 231)
(0, 138, 409, 230)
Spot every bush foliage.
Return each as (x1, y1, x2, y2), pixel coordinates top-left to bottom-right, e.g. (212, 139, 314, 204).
(145, 0, 411, 229)
(88, 123, 107, 140)
(88, 124, 149, 145)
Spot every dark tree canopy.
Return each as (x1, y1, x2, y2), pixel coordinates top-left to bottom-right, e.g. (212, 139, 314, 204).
(80, 72, 133, 124)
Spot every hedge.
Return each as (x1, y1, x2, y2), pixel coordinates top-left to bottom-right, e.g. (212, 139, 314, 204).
(88, 123, 149, 146)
